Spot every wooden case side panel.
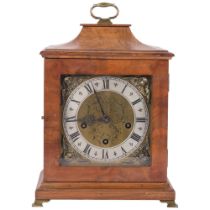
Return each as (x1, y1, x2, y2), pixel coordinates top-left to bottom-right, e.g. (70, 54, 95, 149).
(43, 59, 169, 182)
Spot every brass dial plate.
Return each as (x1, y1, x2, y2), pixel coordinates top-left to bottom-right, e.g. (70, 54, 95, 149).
(78, 91, 134, 148)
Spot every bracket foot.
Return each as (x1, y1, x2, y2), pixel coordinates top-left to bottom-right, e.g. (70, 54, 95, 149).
(32, 199, 50, 207)
(160, 200, 178, 208)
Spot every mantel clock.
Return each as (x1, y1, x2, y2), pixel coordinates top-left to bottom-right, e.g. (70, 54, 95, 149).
(33, 3, 177, 208)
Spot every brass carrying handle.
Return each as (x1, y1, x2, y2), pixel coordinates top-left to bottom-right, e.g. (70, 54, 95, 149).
(90, 2, 119, 24)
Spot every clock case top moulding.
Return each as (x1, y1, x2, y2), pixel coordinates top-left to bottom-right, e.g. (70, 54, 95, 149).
(34, 4, 177, 208)
(41, 23, 174, 59)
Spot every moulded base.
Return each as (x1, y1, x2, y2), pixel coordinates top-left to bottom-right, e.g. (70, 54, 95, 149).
(33, 170, 177, 207)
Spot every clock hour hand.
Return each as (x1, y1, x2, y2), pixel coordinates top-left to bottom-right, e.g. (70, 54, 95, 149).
(65, 115, 111, 125)
(96, 116, 111, 123)
(65, 115, 95, 124)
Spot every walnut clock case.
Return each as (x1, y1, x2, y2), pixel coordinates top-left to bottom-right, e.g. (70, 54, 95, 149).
(33, 3, 177, 208)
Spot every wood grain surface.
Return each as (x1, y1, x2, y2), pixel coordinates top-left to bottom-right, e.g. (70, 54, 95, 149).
(34, 23, 175, 202)
(41, 24, 174, 59)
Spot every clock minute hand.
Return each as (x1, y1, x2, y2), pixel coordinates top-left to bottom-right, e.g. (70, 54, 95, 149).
(91, 83, 106, 117)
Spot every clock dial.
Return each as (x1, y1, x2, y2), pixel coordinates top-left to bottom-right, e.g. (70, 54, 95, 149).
(63, 76, 149, 162)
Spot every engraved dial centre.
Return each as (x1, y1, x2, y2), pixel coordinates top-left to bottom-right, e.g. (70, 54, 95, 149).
(77, 91, 134, 148)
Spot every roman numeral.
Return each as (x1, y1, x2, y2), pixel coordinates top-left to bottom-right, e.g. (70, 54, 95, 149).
(136, 117, 146, 123)
(102, 149, 109, 159)
(103, 78, 109, 89)
(71, 99, 80, 105)
(65, 116, 77, 122)
(130, 132, 141, 142)
(69, 131, 80, 142)
(132, 98, 141, 105)
(84, 83, 93, 94)
(121, 84, 128, 94)
(121, 146, 127, 154)
(83, 144, 92, 155)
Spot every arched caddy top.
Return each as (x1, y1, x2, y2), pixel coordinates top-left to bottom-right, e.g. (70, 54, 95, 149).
(41, 24, 174, 60)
